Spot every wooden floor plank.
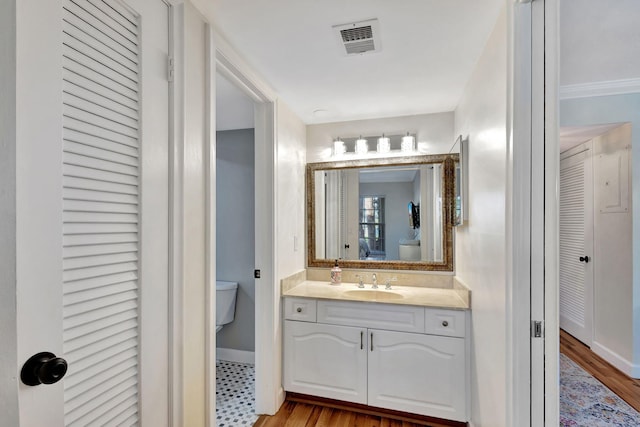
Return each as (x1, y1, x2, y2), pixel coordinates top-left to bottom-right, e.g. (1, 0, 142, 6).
(284, 403, 315, 427)
(304, 405, 324, 426)
(315, 407, 334, 427)
(354, 413, 380, 427)
(560, 329, 640, 412)
(254, 394, 466, 427)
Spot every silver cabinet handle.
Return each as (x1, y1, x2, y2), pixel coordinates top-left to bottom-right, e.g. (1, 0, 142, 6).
(370, 332, 374, 351)
(296, 307, 302, 313)
(360, 331, 363, 350)
(442, 320, 449, 327)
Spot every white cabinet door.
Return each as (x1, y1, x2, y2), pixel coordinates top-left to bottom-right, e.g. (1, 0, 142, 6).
(368, 329, 466, 422)
(283, 321, 367, 404)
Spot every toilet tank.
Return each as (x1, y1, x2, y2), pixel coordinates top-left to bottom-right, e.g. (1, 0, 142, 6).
(216, 281, 238, 326)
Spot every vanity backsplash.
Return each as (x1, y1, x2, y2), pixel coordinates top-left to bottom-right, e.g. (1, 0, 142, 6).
(307, 267, 453, 288)
(281, 268, 470, 308)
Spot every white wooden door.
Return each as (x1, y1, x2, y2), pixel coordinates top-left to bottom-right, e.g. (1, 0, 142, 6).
(559, 141, 594, 346)
(367, 329, 467, 422)
(283, 320, 367, 404)
(16, 0, 170, 425)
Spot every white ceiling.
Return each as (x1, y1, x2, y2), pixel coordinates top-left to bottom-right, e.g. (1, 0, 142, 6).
(211, 0, 504, 124)
(214, 1, 640, 128)
(359, 167, 419, 184)
(559, 123, 624, 153)
(560, 0, 640, 85)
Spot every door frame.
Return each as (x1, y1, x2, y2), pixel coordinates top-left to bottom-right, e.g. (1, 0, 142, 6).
(212, 32, 280, 417)
(513, 0, 560, 424)
(541, 0, 560, 425)
(167, 5, 279, 424)
(509, 1, 535, 425)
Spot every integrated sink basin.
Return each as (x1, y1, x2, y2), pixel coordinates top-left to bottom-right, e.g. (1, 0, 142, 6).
(343, 289, 404, 301)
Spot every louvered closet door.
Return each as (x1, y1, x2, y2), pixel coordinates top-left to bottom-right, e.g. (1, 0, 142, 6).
(559, 141, 594, 346)
(62, 0, 169, 425)
(15, 0, 168, 424)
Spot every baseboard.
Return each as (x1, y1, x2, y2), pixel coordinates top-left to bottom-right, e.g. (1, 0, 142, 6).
(216, 347, 255, 364)
(591, 341, 640, 379)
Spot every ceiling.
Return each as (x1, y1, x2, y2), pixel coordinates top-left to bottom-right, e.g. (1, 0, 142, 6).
(559, 123, 624, 153)
(214, 1, 640, 129)
(211, 0, 504, 124)
(360, 167, 419, 184)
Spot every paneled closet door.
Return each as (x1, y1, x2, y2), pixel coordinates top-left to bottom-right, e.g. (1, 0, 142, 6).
(17, 0, 170, 425)
(559, 141, 594, 346)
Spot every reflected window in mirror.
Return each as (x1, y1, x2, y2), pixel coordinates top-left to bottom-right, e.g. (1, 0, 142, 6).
(359, 196, 385, 260)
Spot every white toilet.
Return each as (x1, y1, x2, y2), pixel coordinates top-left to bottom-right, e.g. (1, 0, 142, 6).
(216, 281, 238, 333)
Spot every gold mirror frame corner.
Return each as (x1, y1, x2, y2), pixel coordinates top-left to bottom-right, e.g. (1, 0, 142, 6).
(306, 154, 458, 272)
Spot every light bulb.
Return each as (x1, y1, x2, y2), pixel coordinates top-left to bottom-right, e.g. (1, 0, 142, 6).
(333, 138, 346, 156)
(355, 136, 368, 154)
(377, 135, 390, 153)
(401, 133, 415, 152)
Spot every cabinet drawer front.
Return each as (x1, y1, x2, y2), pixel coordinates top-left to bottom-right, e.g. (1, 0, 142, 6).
(284, 297, 317, 322)
(424, 308, 466, 338)
(317, 300, 425, 333)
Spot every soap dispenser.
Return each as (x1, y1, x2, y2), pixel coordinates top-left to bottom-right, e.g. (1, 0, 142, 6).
(330, 259, 342, 285)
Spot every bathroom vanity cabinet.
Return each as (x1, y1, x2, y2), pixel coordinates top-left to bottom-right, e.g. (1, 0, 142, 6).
(283, 297, 469, 422)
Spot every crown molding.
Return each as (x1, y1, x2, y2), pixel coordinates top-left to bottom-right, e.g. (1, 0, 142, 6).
(560, 78, 640, 100)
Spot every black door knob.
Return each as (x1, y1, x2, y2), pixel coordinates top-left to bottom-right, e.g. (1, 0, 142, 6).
(579, 256, 590, 263)
(21, 352, 68, 386)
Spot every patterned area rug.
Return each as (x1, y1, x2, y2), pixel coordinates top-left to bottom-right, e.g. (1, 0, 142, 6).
(560, 353, 640, 426)
(216, 360, 259, 427)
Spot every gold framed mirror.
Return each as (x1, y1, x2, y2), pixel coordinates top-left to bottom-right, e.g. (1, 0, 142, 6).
(307, 154, 457, 271)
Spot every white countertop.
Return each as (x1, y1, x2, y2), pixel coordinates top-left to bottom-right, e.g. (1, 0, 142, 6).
(282, 280, 470, 310)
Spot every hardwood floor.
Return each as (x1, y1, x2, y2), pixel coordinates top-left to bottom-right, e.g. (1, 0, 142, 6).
(560, 329, 640, 412)
(254, 394, 465, 427)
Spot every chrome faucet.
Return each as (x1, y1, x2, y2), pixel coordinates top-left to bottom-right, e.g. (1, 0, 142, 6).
(385, 277, 397, 290)
(371, 273, 378, 289)
(356, 274, 365, 288)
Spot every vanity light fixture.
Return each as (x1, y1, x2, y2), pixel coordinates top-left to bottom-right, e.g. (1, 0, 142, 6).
(355, 136, 368, 154)
(333, 138, 346, 156)
(401, 132, 415, 152)
(377, 134, 390, 154)
(331, 133, 419, 157)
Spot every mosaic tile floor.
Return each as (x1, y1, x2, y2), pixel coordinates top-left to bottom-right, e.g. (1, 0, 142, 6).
(560, 354, 640, 426)
(216, 360, 258, 427)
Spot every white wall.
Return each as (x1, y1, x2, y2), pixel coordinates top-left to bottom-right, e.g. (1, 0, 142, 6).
(306, 112, 455, 163)
(276, 101, 307, 278)
(454, 6, 508, 427)
(0, 0, 18, 424)
(561, 96, 640, 375)
(216, 129, 256, 352)
(272, 99, 306, 411)
(592, 125, 634, 371)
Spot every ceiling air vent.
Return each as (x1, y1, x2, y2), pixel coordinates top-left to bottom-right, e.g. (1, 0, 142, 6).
(333, 19, 381, 56)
